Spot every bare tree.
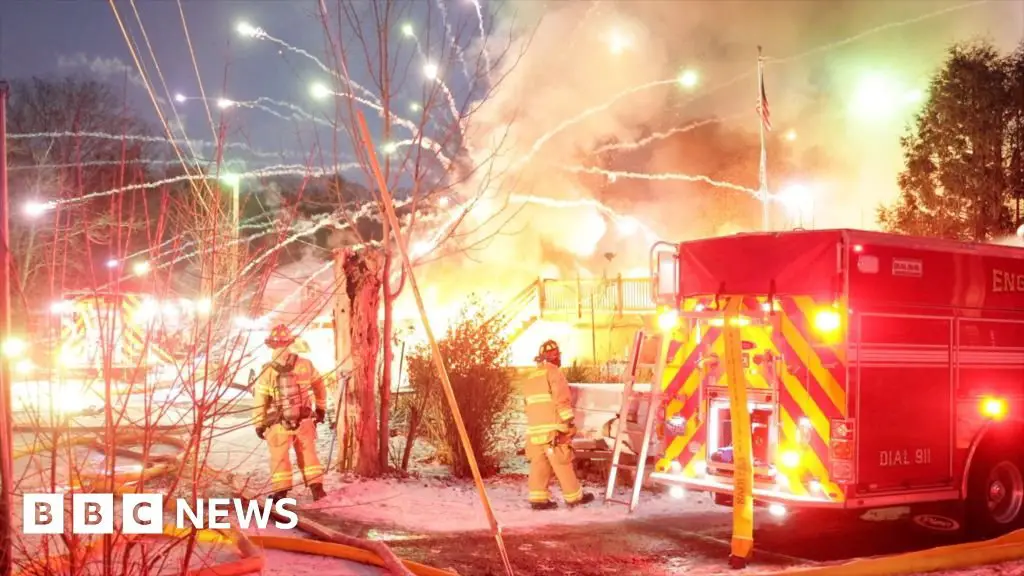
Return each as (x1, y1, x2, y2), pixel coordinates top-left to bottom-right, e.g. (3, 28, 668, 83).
(311, 0, 521, 476)
(6, 77, 156, 317)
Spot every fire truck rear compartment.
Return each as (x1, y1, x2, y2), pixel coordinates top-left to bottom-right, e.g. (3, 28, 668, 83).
(706, 398, 777, 474)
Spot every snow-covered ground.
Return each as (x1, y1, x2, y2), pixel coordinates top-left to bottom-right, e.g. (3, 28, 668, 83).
(310, 473, 706, 535)
(11, 404, 1024, 576)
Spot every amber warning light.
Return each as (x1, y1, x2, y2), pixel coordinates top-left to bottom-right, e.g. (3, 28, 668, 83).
(980, 396, 1008, 421)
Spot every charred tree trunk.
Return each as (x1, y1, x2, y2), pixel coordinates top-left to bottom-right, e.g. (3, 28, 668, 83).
(332, 250, 357, 472)
(343, 248, 384, 477)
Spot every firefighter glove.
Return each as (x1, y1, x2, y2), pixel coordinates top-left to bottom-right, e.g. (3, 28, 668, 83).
(315, 407, 326, 424)
(256, 425, 267, 440)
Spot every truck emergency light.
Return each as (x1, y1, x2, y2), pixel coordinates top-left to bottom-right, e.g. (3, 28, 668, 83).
(779, 449, 801, 469)
(981, 396, 1008, 421)
(657, 309, 680, 332)
(813, 308, 841, 333)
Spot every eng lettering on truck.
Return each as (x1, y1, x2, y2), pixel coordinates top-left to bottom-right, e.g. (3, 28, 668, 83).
(879, 448, 932, 467)
(991, 269, 1024, 293)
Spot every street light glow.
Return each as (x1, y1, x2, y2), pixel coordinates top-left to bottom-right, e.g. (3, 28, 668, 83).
(401, 23, 414, 37)
(174, 93, 187, 103)
(133, 261, 151, 276)
(382, 142, 398, 155)
(217, 98, 235, 109)
(106, 259, 119, 269)
(310, 82, 332, 100)
(784, 129, 797, 142)
(677, 69, 699, 89)
(409, 102, 422, 113)
(423, 62, 439, 80)
(220, 173, 241, 187)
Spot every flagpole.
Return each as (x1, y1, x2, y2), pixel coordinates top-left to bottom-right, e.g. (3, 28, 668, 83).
(757, 46, 769, 231)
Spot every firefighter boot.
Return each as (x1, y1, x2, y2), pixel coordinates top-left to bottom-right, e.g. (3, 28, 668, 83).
(310, 483, 327, 502)
(531, 500, 558, 511)
(566, 492, 595, 508)
(268, 489, 289, 504)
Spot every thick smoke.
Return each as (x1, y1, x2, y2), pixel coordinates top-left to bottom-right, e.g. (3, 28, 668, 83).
(398, 0, 1023, 329)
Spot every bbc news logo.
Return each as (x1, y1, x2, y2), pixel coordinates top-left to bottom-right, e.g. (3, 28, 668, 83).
(23, 493, 298, 534)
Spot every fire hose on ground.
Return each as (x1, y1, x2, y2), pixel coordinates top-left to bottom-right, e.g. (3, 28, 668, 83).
(775, 527, 1024, 575)
(12, 430, 455, 576)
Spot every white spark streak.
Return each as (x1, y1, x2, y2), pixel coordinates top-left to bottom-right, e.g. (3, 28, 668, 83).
(563, 166, 760, 197)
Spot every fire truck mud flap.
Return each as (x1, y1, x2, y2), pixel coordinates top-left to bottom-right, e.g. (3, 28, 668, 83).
(774, 527, 1024, 575)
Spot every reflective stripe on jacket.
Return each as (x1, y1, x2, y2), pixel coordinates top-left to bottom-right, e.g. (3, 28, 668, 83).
(254, 354, 326, 427)
(522, 361, 574, 445)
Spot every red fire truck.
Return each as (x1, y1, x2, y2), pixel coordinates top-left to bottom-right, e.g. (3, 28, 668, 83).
(644, 229, 1024, 536)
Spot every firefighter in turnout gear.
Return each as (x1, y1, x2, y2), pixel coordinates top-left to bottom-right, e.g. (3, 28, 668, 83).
(523, 340, 595, 510)
(254, 324, 328, 502)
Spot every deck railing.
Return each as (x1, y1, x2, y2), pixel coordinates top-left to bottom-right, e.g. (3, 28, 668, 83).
(538, 277, 655, 318)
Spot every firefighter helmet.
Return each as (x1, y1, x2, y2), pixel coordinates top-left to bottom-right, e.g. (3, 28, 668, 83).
(536, 339, 561, 367)
(266, 324, 296, 349)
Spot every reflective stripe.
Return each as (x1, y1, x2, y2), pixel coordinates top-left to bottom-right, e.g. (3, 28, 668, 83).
(271, 472, 292, 481)
(529, 435, 552, 445)
(304, 466, 325, 476)
(525, 393, 552, 405)
(526, 424, 566, 435)
(563, 488, 583, 503)
(528, 490, 551, 503)
(558, 408, 574, 421)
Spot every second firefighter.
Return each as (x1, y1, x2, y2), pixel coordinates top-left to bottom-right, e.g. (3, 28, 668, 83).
(522, 340, 595, 510)
(254, 324, 328, 502)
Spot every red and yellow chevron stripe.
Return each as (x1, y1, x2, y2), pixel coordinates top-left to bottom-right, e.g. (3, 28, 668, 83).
(655, 295, 848, 503)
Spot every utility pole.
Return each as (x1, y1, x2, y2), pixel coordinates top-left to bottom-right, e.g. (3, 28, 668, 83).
(0, 80, 14, 576)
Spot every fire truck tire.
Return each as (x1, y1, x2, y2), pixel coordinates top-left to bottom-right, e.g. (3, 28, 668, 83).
(966, 443, 1024, 538)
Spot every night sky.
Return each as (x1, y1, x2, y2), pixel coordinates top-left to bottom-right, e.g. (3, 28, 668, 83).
(0, 1, 453, 168)
(1, 0, 1022, 220)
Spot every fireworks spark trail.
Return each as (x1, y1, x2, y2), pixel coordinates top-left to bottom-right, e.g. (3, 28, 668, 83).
(9, 158, 211, 171)
(565, 1, 602, 52)
(509, 193, 660, 238)
(217, 213, 352, 298)
(239, 22, 381, 106)
(312, 86, 452, 167)
(406, 28, 462, 123)
(468, 0, 492, 77)
(225, 97, 334, 128)
(512, 77, 683, 171)
(563, 166, 760, 197)
(770, 0, 991, 65)
(9, 131, 299, 159)
(435, 0, 472, 81)
(123, 216, 283, 264)
(592, 116, 740, 155)
(436, 76, 462, 124)
(512, 1, 983, 177)
(45, 164, 364, 207)
(266, 260, 335, 317)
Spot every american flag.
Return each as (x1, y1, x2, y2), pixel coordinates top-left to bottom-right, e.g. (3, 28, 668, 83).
(755, 69, 772, 132)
